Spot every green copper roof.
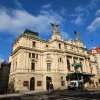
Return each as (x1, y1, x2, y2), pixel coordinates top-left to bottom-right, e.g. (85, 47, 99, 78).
(23, 29, 39, 36)
(14, 29, 46, 45)
(23, 33, 46, 42)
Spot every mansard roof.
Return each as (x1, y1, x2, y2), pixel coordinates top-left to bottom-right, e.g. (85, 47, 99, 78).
(14, 29, 46, 45)
(23, 29, 39, 36)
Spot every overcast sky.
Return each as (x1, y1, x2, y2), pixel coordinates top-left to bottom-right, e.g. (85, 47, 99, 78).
(0, 0, 100, 61)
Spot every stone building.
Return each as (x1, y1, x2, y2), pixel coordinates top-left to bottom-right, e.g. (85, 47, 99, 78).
(9, 24, 98, 92)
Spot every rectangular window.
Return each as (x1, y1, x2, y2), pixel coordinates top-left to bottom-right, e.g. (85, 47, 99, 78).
(32, 53, 35, 58)
(37, 81, 42, 86)
(47, 63, 51, 71)
(32, 41, 36, 47)
(67, 59, 70, 71)
(23, 81, 29, 87)
(29, 53, 31, 58)
(31, 62, 35, 71)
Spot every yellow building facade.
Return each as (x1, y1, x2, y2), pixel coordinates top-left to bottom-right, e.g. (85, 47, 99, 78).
(9, 24, 98, 92)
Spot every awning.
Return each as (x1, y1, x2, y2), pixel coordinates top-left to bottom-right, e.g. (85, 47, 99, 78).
(66, 72, 95, 80)
(82, 72, 95, 77)
(67, 72, 95, 76)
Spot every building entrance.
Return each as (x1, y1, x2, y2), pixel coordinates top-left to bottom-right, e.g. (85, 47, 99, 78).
(30, 77, 35, 90)
(46, 76, 52, 90)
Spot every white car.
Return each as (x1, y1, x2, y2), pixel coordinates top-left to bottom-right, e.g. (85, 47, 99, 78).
(68, 80, 83, 90)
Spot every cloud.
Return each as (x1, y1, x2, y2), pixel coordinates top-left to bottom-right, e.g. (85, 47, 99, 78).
(71, 6, 88, 26)
(0, 7, 65, 36)
(71, 12, 84, 25)
(87, 0, 100, 10)
(96, 9, 100, 16)
(42, 4, 51, 9)
(71, 0, 100, 26)
(61, 31, 69, 40)
(14, 0, 23, 9)
(74, 16, 84, 25)
(87, 17, 100, 32)
(75, 6, 85, 13)
(0, 57, 4, 62)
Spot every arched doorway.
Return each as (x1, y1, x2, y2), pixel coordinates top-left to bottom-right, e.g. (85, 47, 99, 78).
(30, 77, 35, 90)
(46, 76, 52, 90)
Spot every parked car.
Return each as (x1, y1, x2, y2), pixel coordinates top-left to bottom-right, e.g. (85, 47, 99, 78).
(68, 80, 83, 90)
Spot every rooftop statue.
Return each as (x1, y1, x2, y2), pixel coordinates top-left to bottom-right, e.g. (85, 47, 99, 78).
(51, 23, 60, 34)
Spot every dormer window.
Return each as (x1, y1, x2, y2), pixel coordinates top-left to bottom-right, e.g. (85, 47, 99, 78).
(59, 43, 61, 49)
(32, 41, 36, 47)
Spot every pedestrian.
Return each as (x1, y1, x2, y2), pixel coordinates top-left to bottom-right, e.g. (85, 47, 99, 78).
(48, 82, 54, 93)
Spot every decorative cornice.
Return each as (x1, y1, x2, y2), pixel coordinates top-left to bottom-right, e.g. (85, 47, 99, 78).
(12, 46, 88, 58)
(49, 39, 86, 51)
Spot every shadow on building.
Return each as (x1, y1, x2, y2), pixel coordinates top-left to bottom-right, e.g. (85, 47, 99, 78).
(0, 62, 11, 94)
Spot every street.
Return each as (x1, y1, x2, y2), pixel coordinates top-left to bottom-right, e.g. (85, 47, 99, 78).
(0, 89, 100, 100)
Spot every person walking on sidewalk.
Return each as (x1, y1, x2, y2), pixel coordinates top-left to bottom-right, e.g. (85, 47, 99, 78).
(48, 82, 54, 93)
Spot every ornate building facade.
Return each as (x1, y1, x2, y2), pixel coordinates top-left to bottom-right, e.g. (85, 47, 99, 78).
(9, 24, 98, 92)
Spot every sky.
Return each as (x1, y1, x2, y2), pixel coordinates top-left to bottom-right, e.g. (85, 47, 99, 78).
(0, 0, 100, 61)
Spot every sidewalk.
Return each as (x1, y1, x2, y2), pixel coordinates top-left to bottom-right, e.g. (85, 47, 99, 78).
(86, 87, 100, 91)
(0, 93, 23, 99)
(0, 91, 47, 99)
